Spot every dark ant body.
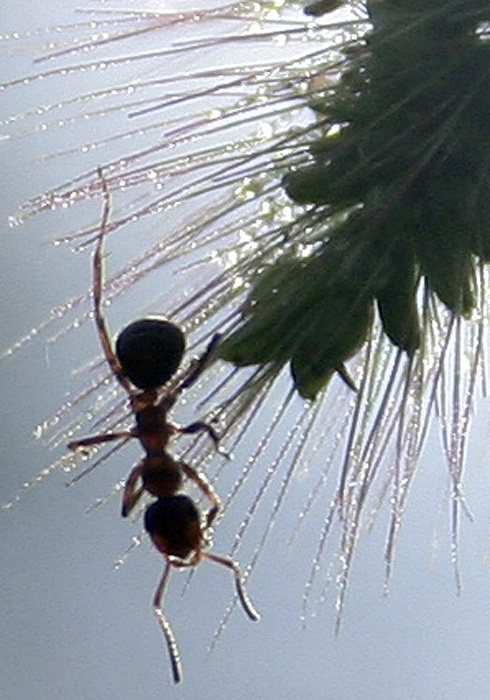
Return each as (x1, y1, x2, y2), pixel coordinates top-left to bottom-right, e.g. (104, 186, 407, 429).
(68, 171, 260, 683)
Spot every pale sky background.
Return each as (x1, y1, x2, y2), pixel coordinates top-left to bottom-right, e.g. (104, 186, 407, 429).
(2, 3, 490, 700)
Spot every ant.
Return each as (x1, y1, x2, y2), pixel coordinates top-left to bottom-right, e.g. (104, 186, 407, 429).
(68, 171, 223, 526)
(145, 494, 260, 683)
(68, 171, 260, 683)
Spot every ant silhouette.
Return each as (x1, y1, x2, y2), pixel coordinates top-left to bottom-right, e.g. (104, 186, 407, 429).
(68, 171, 223, 526)
(68, 171, 260, 683)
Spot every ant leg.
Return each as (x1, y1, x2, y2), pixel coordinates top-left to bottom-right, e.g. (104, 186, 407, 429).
(178, 420, 231, 461)
(66, 437, 131, 487)
(178, 421, 220, 448)
(175, 333, 222, 393)
(68, 430, 135, 452)
(178, 461, 221, 528)
(121, 461, 145, 518)
(94, 169, 133, 395)
(153, 560, 183, 684)
(204, 552, 261, 622)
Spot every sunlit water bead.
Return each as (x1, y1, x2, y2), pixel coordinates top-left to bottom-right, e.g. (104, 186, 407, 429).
(9, 187, 95, 227)
(113, 531, 147, 571)
(45, 380, 125, 453)
(84, 477, 126, 516)
(224, 368, 354, 547)
(1, 453, 76, 510)
(289, 392, 358, 540)
(0, 324, 41, 359)
(4, 21, 336, 243)
(0, 250, 108, 367)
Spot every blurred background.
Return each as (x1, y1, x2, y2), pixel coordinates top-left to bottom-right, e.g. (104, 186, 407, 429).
(2, 3, 490, 699)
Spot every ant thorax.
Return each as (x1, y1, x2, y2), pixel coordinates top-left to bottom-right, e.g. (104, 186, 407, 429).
(134, 402, 175, 453)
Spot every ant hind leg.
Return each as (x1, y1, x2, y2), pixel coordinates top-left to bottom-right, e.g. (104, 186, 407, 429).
(152, 560, 183, 684)
(204, 552, 260, 622)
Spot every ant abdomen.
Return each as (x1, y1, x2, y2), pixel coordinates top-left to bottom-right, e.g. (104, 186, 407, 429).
(116, 318, 185, 390)
(145, 495, 202, 559)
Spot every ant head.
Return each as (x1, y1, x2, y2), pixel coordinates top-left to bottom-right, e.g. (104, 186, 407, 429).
(116, 318, 185, 390)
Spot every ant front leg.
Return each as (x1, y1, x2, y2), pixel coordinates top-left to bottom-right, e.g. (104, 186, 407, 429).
(176, 333, 222, 393)
(94, 169, 133, 395)
(179, 421, 220, 449)
(179, 461, 221, 528)
(68, 430, 135, 452)
(178, 419, 231, 461)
